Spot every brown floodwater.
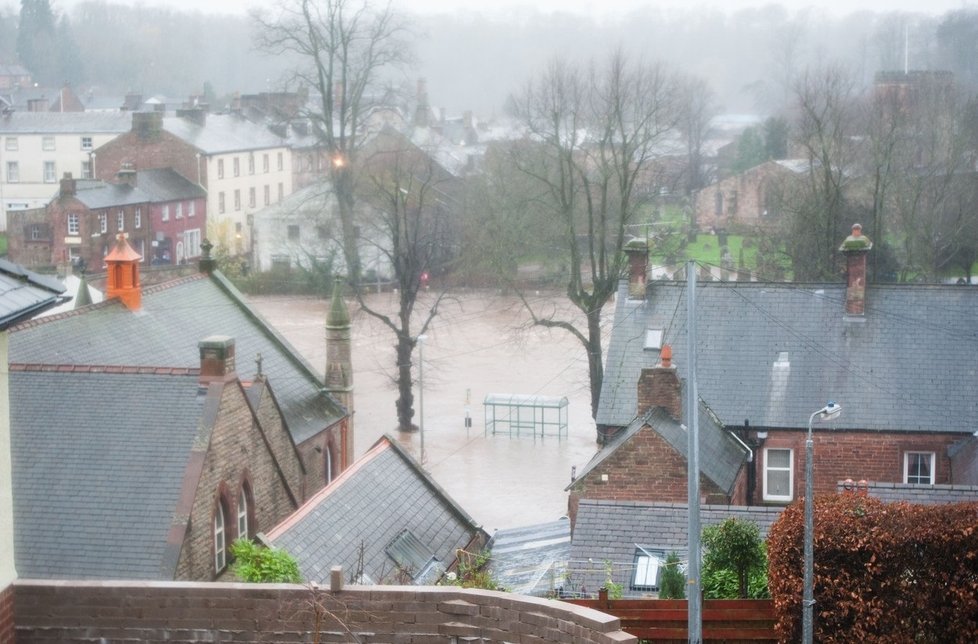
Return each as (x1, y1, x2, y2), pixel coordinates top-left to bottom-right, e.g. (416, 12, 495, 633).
(249, 289, 606, 533)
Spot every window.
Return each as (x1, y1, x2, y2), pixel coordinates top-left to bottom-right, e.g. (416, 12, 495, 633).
(6, 161, 18, 183)
(184, 228, 201, 258)
(763, 448, 793, 502)
(233, 157, 240, 177)
(234, 190, 241, 211)
(175, 202, 183, 219)
(42, 136, 55, 151)
(631, 547, 664, 591)
(287, 224, 300, 241)
(67, 213, 79, 235)
(237, 483, 251, 540)
(81, 136, 93, 151)
(248, 153, 255, 175)
(162, 204, 170, 222)
(43, 161, 56, 183)
(117, 210, 124, 231)
(99, 212, 107, 234)
(218, 159, 225, 179)
(263, 185, 270, 206)
(218, 192, 226, 214)
(4, 137, 17, 151)
(134, 208, 141, 229)
(249, 187, 256, 208)
(277, 182, 284, 202)
(136, 238, 145, 260)
(214, 499, 229, 573)
(263, 153, 269, 173)
(277, 151, 283, 171)
(30, 224, 41, 240)
(188, 201, 195, 217)
(905, 452, 935, 485)
(81, 160, 92, 179)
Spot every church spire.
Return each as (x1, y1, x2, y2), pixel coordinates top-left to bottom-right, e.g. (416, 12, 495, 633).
(325, 276, 354, 461)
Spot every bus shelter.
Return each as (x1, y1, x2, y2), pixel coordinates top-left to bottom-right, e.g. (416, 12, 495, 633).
(483, 393, 569, 438)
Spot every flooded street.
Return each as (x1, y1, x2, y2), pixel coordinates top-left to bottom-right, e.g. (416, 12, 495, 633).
(249, 289, 605, 533)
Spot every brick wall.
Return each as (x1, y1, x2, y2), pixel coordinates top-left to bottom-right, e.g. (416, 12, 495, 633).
(174, 379, 301, 580)
(251, 379, 305, 501)
(94, 128, 200, 190)
(752, 429, 963, 505)
(0, 584, 13, 644)
(12, 580, 636, 643)
(4, 209, 52, 269)
(568, 427, 729, 527)
(950, 438, 978, 485)
(693, 161, 793, 231)
(297, 422, 344, 495)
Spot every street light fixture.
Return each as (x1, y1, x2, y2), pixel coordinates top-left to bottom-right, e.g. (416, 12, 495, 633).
(803, 401, 842, 644)
(417, 334, 428, 467)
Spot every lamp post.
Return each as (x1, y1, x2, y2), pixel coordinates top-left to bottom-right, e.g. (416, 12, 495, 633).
(803, 402, 842, 644)
(417, 334, 427, 467)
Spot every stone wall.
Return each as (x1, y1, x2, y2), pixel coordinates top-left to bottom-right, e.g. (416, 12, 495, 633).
(12, 580, 637, 643)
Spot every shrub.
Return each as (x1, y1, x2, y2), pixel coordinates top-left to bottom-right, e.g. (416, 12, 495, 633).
(701, 518, 769, 599)
(230, 539, 302, 583)
(440, 549, 504, 591)
(658, 552, 686, 599)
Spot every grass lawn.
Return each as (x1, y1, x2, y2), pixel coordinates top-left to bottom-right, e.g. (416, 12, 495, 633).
(651, 233, 758, 269)
(0, 232, 7, 256)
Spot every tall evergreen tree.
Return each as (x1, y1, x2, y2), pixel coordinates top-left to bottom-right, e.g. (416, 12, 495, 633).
(17, 0, 58, 85)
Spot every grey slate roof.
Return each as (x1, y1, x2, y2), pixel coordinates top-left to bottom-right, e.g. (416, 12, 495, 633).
(597, 280, 978, 434)
(569, 499, 783, 598)
(267, 436, 486, 585)
(0, 111, 131, 134)
(73, 168, 206, 209)
(572, 405, 746, 496)
(838, 481, 978, 505)
(10, 369, 203, 579)
(163, 113, 287, 154)
(9, 272, 344, 444)
(487, 519, 570, 596)
(0, 259, 67, 330)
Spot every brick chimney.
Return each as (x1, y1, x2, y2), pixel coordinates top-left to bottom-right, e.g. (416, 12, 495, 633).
(59, 172, 76, 198)
(104, 233, 142, 311)
(637, 344, 681, 420)
(116, 162, 137, 187)
(198, 238, 216, 274)
(132, 111, 163, 140)
(839, 223, 873, 316)
(199, 336, 236, 383)
(623, 238, 649, 299)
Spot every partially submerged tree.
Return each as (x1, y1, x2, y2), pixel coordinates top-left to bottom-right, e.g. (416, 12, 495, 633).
(254, 0, 412, 284)
(505, 52, 680, 418)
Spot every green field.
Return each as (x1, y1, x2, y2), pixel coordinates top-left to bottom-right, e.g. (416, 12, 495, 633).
(0, 232, 7, 257)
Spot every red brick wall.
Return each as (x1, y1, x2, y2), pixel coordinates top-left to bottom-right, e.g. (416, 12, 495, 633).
(752, 429, 963, 505)
(951, 439, 978, 485)
(12, 580, 635, 643)
(0, 583, 13, 644)
(636, 367, 681, 420)
(693, 161, 792, 231)
(174, 379, 301, 581)
(93, 128, 201, 188)
(4, 209, 52, 269)
(568, 427, 729, 527)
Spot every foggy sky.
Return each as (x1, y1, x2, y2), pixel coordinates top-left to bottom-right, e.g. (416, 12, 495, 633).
(55, 0, 978, 18)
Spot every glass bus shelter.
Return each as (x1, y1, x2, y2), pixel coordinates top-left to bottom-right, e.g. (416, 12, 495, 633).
(483, 393, 569, 438)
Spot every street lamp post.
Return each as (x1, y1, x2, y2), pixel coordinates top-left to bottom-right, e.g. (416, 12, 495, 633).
(803, 402, 842, 644)
(417, 334, 427, 467)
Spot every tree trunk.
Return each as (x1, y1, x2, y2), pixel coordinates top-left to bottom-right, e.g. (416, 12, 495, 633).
(586, 305, 604, 419)
(394, 334, 416, 432)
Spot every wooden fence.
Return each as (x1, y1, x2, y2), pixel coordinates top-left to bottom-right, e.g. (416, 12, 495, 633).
(565, 593, 777, 643)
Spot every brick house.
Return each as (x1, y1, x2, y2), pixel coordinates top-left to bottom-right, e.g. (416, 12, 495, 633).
(6, 168, 206, 270)
(585, 226, 978, 517)
(92, 110, 293, 257)
(7, 237, 354, 581)
(692, 159, 806, 231)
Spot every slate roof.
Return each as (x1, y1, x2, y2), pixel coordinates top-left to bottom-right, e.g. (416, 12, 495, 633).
(9, 272, 345, 444)
(0, 111, 131, 134)
(9, 369, 203, 579)
(839, 481, 978, 505)
(571, 405, 746, 496)
(487, 519, 570, 596)
(0, 259, 67, 330)
(72, 168, 206, 209)
(267, 436, 486, 585)
(569, 499, 783, 598)
(597, 280, 978, 434)
(163, 113, 287, 154)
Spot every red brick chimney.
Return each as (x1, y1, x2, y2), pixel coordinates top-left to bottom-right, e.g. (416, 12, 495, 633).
(199, 336, 236, 385)
(624, 238, 649, 299)
(839, 223, 873, 315)
(637, 344, 681, 420)
(104, 233, 142, 311)
(59, 173, 76, 198)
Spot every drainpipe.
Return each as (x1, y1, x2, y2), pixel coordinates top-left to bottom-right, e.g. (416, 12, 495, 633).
(726, 419, 755, 506)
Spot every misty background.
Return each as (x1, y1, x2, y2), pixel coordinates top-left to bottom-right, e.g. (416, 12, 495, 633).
(3, 1, 978, 118)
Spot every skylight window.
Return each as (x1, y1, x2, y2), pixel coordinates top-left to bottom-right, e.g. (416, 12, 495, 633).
(644, 329, 663, 350)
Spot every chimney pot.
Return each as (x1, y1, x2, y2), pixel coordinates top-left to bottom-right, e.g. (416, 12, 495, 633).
(659, 344, 672, 368)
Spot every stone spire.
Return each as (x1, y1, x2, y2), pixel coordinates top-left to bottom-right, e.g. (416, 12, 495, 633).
(325, 276, 354, 467)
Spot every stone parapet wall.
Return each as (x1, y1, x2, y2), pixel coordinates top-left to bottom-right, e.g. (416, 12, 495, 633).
(13, 580, 636, 643)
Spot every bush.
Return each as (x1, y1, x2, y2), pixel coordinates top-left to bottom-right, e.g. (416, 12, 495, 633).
(701, 518, 769, 599)
(658, 552, 686, 599)
(230, 539, 301, 583)
(767, 494, 978, 643)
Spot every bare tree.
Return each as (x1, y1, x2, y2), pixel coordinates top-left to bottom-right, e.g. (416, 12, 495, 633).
(678, 74, 719, 197)
(354, 127, 460, 432)
(506, 52, 679, 419)
(253, 0, 411, 284)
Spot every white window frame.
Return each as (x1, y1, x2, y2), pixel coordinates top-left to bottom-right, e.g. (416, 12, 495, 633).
(67, 213, 79, 235)
(277, 151, 283, 171)
(43, 161, 56, 183)
(184, 228, 201, 258)
(134, 208, 141, 229)
(188, 201, 195, 217)
(263, 153, 269, 173)
(117, 211, 124, 232)
(249, 187, 256, 208)
(6, 161, 19, 183)
(214, 502, 227, 572)
(763, 447, 794, 502)
(237, 484, 249, 539)
(30, 224, 41, 240)
(904, 452, 936, 485)
(217, 158, 224, 179)
(162, 204, 170, 221)
(81, 160, 92, 179)
(4, 137, 17, 151)
(233, 157, 240, 177)
(219, 192, 225, 214)
(175, 202, 183, 219)
(631, 547, 663, 591)
(42, 136, 55, 151)
(80, 136, 93, 151)
(234, 189, 241, 211)
(99, 213, 107, 234)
